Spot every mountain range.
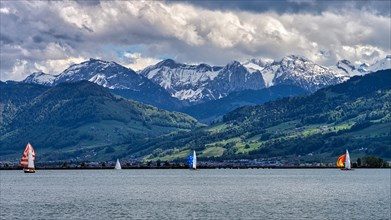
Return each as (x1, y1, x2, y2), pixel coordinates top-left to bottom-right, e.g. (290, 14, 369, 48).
(21, 55, 391, 104)
(17, 55, 391, 123)
(1, 54, 390, 161)
(24, 59, 183, 110)
(139, 59, 264, 103)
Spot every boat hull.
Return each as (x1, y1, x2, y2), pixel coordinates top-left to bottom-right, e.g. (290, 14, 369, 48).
(340, 168, 353, 171)
(23, 168, 35, 173)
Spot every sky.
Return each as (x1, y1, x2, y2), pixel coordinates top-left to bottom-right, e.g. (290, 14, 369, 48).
(0, 0, 390, 81)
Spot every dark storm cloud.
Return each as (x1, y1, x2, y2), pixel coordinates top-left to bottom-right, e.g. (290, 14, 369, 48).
(0, 33, 14, 45)
(75, 0, 101, 6)
(185, 0, 391, 16)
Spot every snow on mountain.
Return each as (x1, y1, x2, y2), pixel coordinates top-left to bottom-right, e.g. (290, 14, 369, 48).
(88, 73, 109, 88)
(22, 71, 56, 86)
(243, 55, 345, 92)
(272, 55, 345, 92)
(367, 55, 391, 72)
(21, 58, 180, 91)
(209, 61, 265, 98)
(242, 58, 273, 71)
(243, 58, 275, 87)
(332, 55, 391, 77)
(140, 59, 221, 91)
(52, 58, 141, 89)
(21, 55, 389, 105)
(139, 59, 223, 102)
(357, 63, 370, 73)
(334, 59, 362, 77)
(22, 58, 155, 90)
(139, 59, 264, 102)
(22, 58, 182, 110)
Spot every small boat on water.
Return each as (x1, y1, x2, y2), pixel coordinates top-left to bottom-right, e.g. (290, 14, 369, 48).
(20, 143, 35, 173)
(337, 149, 352, 170)
(115, 158, 122, 170)
(188, 150, 197, 170)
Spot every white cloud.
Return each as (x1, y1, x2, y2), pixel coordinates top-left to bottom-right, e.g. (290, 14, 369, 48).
(0, 1, 390, 81)
(122, 52, 161, 71)
(0, 7, 10, 14)
(7, 60, 28, 81)
(338, 45, 387, 65)
(34, 56, 87, 75)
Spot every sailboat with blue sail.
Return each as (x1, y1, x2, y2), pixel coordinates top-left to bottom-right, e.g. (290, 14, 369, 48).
(188, 150, 197, 170)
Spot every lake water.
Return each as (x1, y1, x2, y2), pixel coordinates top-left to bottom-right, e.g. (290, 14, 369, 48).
(1, 169, 390, 219)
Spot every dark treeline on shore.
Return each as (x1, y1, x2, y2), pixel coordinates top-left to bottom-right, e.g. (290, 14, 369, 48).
(1, 155, 388, 170)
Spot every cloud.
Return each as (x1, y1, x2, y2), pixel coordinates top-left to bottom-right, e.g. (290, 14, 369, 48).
(0, 7, 11, 14)
(0, 1, 390, 81)
(122, 52, 161, 71)
(33, 56, 87, 75)
(186, 0, 391, 16)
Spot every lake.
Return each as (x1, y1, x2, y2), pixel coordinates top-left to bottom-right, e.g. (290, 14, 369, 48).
(1, 169, 390, 219)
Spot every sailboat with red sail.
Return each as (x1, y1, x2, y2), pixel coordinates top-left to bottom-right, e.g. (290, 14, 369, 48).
(20, 143, 35, 173)
(336, 149, 352, 170)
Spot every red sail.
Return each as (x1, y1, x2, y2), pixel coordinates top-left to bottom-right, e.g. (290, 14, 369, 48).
(20, 143, 35, 168)
(336, 154, 346, 168)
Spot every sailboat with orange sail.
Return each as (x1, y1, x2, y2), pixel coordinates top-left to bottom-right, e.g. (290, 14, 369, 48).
(20, 143, 35, 173)
(337, 149, 352, 170)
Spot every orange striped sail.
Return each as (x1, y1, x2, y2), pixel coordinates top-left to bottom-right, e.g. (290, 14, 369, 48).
(20, 143, 35, 168)
(336, 154, 346, 168)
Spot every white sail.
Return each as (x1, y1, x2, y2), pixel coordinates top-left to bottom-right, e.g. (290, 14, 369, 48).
(27, 144, 35, 169)
(345, 149, 351, 169)
(192, 150, 197, 169)
(115, 159, 121, 170)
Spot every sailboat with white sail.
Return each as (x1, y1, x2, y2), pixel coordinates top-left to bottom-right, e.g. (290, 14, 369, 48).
(115, 158, 122, 170)
(20, 143, 35, 173)
(337, 149, 352, 170)
(191, 150, 197, 170)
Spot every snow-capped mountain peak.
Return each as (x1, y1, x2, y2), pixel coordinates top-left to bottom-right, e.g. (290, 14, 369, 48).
(262, 55, 345, 92)
(155, 59, 184, 69)
(368, 55, 391, 72)
(22, 71, 56, 86)
(140, 60, 264, 102)
(333, 55, 391, 77)
(336, 59, 359, 76)
(21, 55, 390, 105)
(55, 59, 147, 90)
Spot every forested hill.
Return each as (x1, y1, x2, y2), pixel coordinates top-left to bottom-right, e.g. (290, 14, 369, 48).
(224, 69, 391, 125)
(0, 81, 202, 161)
(142, 70, 390, 161)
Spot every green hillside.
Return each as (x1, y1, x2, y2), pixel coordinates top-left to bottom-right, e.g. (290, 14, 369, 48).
(0, 81, 202, 161)
(141, 70, 391, 162)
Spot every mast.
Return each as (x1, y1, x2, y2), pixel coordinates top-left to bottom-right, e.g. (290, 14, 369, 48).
(345, 149, 351, 169)
(192, 150, 197, 169)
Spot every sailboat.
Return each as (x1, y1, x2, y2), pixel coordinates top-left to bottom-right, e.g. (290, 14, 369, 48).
(115, 158, 122, 170)
(337, 149, 352, 170)
(20, 143, 35, 173)
(191, 150, 197, 170)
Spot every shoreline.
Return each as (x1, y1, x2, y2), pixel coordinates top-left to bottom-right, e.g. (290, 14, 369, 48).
(1, 166, 389, 170)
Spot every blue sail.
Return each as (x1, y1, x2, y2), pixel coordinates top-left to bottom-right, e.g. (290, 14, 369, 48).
(187, 155, 194, 168)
